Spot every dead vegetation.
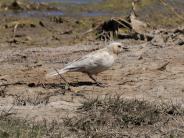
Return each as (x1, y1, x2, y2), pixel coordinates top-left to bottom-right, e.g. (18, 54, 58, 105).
(94, 16, 183, 45)
(0, 117, 46, 138)
(84, 0, 184, 42)
(13, 94, 49, 106)
(81, 0, 152, 41)
(1, 97, 184, 138)
(63, 96, 184, 137)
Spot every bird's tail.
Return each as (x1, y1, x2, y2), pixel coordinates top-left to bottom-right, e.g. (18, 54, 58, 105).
(46, 68, 68, 78)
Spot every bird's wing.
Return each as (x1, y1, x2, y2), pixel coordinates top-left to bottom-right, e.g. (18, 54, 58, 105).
(67, 48, 105, 65)
(64, 49, 109, 71)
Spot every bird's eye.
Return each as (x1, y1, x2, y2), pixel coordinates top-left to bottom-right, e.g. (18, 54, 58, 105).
(118, 45, 121, 48)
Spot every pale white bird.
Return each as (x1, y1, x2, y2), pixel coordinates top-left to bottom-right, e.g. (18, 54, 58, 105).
(46, 42, 128, 86)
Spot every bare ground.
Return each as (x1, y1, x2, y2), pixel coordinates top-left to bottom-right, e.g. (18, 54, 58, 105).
(0, 15, 184, 137)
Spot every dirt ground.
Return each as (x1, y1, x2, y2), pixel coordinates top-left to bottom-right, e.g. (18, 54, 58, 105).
(0, 13, 184, 137)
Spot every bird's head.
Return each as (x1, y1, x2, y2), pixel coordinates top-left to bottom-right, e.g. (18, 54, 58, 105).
(108, 42, 129, 55)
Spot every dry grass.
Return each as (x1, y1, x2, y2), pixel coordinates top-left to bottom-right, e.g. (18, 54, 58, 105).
(0, 118, 44, 138)
(13, 94, 49, 106)
(1, 96, 184, 138)
(63, 96, 184, 138)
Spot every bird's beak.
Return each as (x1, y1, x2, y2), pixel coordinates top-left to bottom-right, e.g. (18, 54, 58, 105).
(123, 47, 129, 52)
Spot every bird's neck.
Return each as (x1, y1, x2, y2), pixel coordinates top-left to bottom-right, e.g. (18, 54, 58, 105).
(107, 49, 118, 58)
(107, 47, 118, 57)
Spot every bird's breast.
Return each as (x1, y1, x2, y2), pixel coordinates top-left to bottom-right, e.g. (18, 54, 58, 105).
(100, 54, 115, 67)
(86, 53, 116, 74)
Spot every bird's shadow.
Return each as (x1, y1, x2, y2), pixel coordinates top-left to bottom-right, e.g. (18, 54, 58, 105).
(70, 81, 95, 87)
(28, 81, 97, 89)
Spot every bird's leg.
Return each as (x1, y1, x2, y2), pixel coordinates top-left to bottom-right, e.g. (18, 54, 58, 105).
(87, 74, 98, 83)
(87, 74, 106, 87)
